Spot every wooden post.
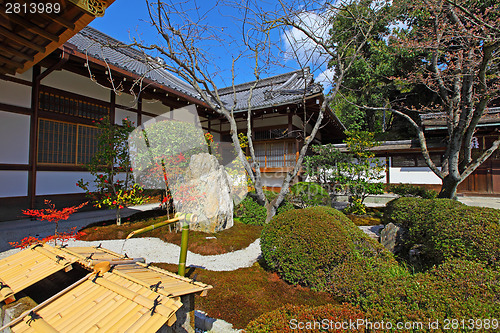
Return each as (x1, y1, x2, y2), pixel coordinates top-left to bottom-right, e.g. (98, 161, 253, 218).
(110, 90, 116, 124)
(137, 95, 142, 126)
(28, 65, 41, 209)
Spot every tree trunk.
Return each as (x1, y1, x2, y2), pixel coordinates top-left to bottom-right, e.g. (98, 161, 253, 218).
(265, 202, 277, 224)
(438, 175, 460, 200)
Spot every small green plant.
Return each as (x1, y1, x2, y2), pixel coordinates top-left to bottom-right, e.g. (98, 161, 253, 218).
(288, 182, 330, 208)
(234, 196, 267, 225)
(343, 197, 366, 215)
(234, 191, 294, 225)
(77, 117, 146, 225)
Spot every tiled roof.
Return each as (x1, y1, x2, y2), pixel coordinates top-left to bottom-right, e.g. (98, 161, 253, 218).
(67, 26, 201, 99)
(67, 27, 323, 112)
(421, 107, 500, 127)
(217, 68, 322, 112)
(0, 244, 212, 333)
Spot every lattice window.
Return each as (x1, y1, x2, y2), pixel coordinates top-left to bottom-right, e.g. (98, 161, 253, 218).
(391, 154, 442, 167)
(39, 90, 110, 120)
(38, 119, 99, 165)
(254, 141, 296, 168)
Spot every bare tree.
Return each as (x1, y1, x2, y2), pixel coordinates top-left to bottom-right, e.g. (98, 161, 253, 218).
(119, 0, 388, 221)
(361, 0, 500, 199)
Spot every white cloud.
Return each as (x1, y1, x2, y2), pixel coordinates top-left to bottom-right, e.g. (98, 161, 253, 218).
(281, 11, 330, 66)
(315, 67, 335, 92)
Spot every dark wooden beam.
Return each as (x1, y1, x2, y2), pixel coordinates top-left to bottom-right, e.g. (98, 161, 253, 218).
(0, 43, 35, 61)
(0, 25, 46, 53)
(0, 53, 24, 68)
(0, 102, 31, 115)
(0, 9, 59, 42)
(0, 164, 30, 171)
(0, 65, 15, 75)
(0, 74, 32, 86)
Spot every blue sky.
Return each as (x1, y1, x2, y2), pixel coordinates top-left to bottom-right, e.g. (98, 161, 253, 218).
(90, 0, 333, 90)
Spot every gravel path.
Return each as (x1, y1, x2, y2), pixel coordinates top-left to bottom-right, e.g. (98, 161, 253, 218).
(0, 237, 262, 271)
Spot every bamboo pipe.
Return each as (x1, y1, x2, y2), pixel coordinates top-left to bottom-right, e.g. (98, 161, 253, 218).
(125, 213, 197, 239)
(178, 223, 189, 277)
(126, 212, 197, 277)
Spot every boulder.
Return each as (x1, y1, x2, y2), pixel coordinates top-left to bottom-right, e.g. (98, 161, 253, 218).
(380, 222, 407, 254)
(175, 153, 234, 233)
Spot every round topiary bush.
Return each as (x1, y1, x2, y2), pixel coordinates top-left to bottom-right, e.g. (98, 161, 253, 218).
(384, 197, 500, 269)
(246, 303, 365, 333)
(261, 206, 390, 291)
(288, 182, 330, 208)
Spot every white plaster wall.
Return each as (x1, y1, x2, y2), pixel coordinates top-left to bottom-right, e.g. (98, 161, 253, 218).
(11, 68, 32, 82)
(41, 70, 110, 102)
(389, 167, 442, 184)
(36, 171, 95, 195)
(170, 105, 199, 124)
(253, 115, 287, 128)
(292, 115, 302, 129)
(115, 108, 137, 125)
(0, 80, 31, 108)
(0, 171, 28, 197)
(116, 92, 138, 108)
(261, 172, 285, 187)
(142, 99, 170, 116)
(0, 111, 30, 164)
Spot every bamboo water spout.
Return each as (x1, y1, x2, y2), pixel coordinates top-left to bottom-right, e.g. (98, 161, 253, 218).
(125, 212, 197, 276)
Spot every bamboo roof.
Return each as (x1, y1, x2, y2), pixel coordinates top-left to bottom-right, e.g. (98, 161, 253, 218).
(0, 244, 212, 333)
(0, 244, 79, 303)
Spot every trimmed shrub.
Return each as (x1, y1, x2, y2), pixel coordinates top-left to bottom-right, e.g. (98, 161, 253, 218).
(288, 182, 330, 208)
(389, 183, 438, 199)
(384, 197, 500, 269)
(246, 303, 365, 333)
(261, 206, 391, 291)
(330, 258, 500, 329)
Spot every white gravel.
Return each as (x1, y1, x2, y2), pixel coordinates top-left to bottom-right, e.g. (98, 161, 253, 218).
(0, 237, 261, 271)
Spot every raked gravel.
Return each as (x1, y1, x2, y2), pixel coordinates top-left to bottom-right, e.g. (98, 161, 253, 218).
(0, 237, 262, 271)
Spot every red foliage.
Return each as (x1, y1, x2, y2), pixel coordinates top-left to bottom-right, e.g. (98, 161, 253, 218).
(22, 200, 87, 223)
(9, 227, 86, 249)
(13, 200, 88, 248)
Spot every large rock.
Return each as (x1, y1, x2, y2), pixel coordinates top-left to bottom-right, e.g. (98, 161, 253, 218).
(176, 153, 234, 233)
(380, 222, 407, 254)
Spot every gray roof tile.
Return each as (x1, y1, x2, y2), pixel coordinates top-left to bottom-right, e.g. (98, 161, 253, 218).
(68, 27, 322, 111)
